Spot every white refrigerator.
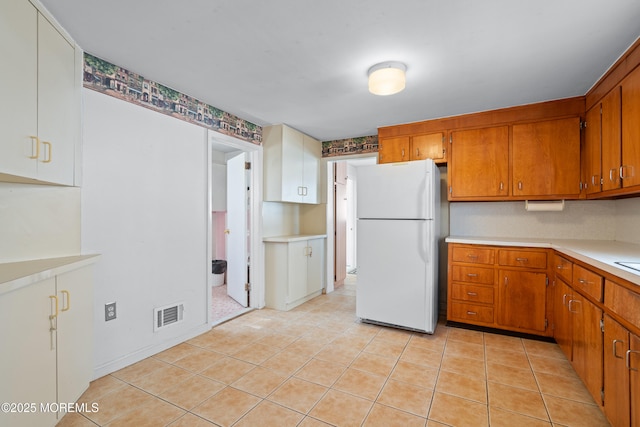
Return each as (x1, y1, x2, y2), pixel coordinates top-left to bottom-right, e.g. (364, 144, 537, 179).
(356, 159, 440, 333)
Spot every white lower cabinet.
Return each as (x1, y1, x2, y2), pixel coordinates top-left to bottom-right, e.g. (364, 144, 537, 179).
(265, 236, 325, 311)
(0, 263, 94, 427)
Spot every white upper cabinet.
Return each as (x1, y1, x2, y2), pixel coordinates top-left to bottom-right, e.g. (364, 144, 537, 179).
(0, 0, 39, 180)
(0, 0, 81, 186)
(263, 124, 321, 204)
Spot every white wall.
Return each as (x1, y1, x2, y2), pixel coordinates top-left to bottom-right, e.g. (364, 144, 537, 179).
(0, 183, 80, 262)
(211, 162, 227, 212)
(81, 89, 210, 377)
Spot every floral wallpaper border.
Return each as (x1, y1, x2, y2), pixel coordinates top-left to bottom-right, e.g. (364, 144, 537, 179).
(83, 53, 262, 145)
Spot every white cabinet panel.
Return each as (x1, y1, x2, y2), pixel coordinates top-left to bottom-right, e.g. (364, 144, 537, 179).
(56, 267, 94, 409)
(0, 262, 94, 427)
(0, 278, 57, 427)
(0, 0, 80, 186)
(37, 13, 77, 185)
(263, 124, 321, 204)
(265, 237, 325, 311)
(0, 0, 38, 180)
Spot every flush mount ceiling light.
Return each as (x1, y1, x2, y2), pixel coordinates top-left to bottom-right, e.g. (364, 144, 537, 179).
(368, 61, 407, 96)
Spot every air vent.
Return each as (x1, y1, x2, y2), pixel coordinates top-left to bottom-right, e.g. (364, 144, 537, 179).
(154, 303, 184, 332)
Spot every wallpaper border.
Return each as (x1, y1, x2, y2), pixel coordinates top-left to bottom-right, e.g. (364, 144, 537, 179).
(82, 53, 262, 145)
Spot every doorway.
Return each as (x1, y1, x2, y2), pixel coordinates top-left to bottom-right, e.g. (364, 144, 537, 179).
(208, 131, 263, 325)
(326, 156, 377, 294)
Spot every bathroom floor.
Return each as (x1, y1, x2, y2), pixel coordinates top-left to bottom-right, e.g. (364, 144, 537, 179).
(212, 284, 246, 323)
(58, 279, 609, 426)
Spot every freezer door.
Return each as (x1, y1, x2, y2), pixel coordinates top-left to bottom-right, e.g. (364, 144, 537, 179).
(357, 159, 434, 220)
(356, 218, 437, 332)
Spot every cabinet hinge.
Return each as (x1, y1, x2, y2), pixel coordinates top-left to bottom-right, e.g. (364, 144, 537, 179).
(600, 318, 605, 333)
(245, 162, 251, 170)
(244, 283, 251, 292)
(545, 318, 548, 329)
(600, 389, 605, 405)
(545, 277, 549, 286)
(579, 121, 586, 130)
(449, 186, 453, 194)
(449, 134, 453, 144)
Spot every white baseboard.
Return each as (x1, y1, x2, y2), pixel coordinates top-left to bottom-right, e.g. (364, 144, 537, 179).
(92, 323, 211, 380)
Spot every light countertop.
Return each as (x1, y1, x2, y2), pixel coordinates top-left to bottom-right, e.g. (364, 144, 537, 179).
(263, 234, 327, 243)
(0, 255, 100, 296)
(446, 236, 640, 287)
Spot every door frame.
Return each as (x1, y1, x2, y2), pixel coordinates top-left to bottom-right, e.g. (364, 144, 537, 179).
(207, 130, 264, 325)
(323, 154, 377, 295)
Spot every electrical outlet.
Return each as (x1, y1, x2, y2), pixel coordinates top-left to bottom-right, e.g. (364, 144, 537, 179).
(105, 302, 117, 321)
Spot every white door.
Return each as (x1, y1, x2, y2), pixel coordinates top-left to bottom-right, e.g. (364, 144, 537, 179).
(226, 152, 248, 307)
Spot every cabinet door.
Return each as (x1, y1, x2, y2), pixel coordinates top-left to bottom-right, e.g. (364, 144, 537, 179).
(569, 292, 603, 405)
(621, 65, 640, 188)
(36, 13, 77, 185)
(584, 103, 602, 194)
(601, 87, 622, 191)
(512, 117, 581, 198)
(0, 0, 38, 180)
(0, 279, 57, 427)
(631, 333, 640, 427)
(56, 267, 94, 412)
(378, 136, 409, 164)
(498, 270, 547, 332)
(411, 132, 444, 162)
(603, 314, 630, 427)
(306, 239, 324, 295)
(280, 125, 305, 202)
(302, 135, 321, 203)
(553, 278, 573, 360)
(449, 126, 509, 199)
(287, 240, 309, 303)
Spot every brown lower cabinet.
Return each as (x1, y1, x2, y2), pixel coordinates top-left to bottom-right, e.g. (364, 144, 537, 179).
(498, 269, 547, 333)
(569, 291, 603, 405)
(553, 277, 574, 359)
(552, 272, 603, 405)
(447, 243, 552, 336)
(604, 315, 640, 427)
(450, 242, 640, 426)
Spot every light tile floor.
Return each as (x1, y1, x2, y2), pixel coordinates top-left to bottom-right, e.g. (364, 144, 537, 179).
(59, 279, 610, 427)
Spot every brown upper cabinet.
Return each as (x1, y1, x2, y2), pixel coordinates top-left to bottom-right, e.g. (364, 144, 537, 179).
(378, 132, 445, 164)
(449, 126, 509, 199)
(511, 117, 581, 198)
(621, 66, 640, 189)
(584, 41, 640, 199)
(448, 117, 581, 201)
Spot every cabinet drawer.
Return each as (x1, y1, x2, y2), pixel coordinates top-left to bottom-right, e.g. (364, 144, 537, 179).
(451, 265, 494, 285)
(451, 246, 494, 265)
(572, 265, 603, 302)
(451, 283, 494, 304)
(554, 254, 573, 283)
(450, 302, 494, 324)
(605, 280, 640, 327)
(498, 250, 547, 269)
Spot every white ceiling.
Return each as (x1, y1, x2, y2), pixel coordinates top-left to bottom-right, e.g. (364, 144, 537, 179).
(41, 0, 640, 142)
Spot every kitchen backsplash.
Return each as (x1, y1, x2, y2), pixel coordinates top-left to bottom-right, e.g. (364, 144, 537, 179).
(449, 199, 627, 242)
